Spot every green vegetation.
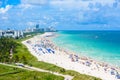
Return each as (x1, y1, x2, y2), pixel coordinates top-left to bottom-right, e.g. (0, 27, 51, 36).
(62, 70, 100, 80)
(0, 34, 101, 80)
(0, 37, 19, 63)
(0, 64, 64, 80)
(24, 32, 44, 37)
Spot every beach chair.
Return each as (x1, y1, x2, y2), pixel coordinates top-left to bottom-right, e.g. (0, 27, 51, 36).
(111, 70, 115, 75)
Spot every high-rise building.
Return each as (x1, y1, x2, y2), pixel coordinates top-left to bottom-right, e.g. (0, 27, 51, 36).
(44, 27, 56, 32)
(0, 29, 24, 38)
(0, 30, 3, 37)
(36, 24, 39, 29)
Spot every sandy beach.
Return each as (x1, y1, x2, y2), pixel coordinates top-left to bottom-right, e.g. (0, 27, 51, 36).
(22, 32, 120, 80)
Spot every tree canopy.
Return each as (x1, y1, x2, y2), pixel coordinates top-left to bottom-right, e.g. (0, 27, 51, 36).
(0, 37, 18, 63)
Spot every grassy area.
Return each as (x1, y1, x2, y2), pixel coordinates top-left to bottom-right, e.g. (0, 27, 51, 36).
(13, 35, 102, 80)
(0, 64, 64, 80)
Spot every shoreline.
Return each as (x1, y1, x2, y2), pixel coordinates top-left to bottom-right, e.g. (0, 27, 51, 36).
(22, 32, 120, 80)
(49, 32, 120, 69)
(52, 32, 120, 69)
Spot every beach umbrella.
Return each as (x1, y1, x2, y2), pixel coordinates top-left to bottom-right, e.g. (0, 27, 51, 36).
(116, 74, 120, 79)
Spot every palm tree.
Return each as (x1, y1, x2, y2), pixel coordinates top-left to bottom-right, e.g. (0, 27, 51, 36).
(0, 37, 18, 63)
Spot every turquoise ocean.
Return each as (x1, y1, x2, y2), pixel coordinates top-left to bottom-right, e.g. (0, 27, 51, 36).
(52, 30, 120, 66)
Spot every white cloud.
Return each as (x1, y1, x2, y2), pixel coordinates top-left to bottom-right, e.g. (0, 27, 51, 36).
(0, 5, 12, 14)
(50, 0, 115, 9)
(21, 0, 48, 5)
(94, 0, 115, 5)
(1, 16, 8, 20)
(17, 4, 34, 10)
(20, 0, 115, 7)
(19, 0, 116, 10)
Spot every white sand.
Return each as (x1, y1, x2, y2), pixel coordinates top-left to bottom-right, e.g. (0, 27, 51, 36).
(22, 32, 120, 80)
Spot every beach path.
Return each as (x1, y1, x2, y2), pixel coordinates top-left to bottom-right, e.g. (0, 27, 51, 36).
(0, 63, 74, 80)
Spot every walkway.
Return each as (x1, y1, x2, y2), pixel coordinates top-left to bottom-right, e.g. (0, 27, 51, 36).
(0, 63, 74, 80)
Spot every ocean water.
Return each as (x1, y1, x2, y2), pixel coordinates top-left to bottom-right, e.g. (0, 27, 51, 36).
(52, 30, 120, 66)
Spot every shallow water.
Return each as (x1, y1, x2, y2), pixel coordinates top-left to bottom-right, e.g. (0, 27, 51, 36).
(53, 30, 120, 66)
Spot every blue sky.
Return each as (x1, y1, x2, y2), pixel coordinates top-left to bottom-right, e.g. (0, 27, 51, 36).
(0, 0, 120, 30)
